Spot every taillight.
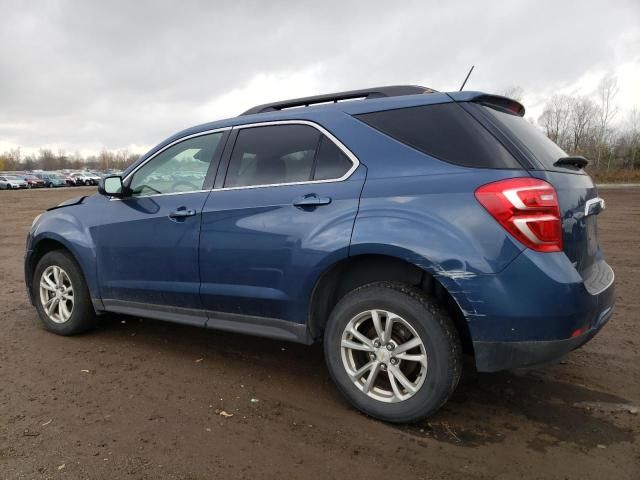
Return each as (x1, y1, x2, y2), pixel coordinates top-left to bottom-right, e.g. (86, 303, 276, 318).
(475, 178, 563, 253)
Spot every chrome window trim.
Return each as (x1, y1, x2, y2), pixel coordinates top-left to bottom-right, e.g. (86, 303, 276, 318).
(112, 120, 360, 200)
(112, 127, 232, 200)
(217, 119, 360, 191)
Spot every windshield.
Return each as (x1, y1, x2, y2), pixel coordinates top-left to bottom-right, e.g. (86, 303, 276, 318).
(482, 105, 570, 171)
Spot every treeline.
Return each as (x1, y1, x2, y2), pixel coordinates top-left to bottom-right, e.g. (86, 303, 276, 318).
(535, 76, 639, 173)
(0, 148, 140, 172)
(504, 76, 639, 180)
(1, 75, 638, 180)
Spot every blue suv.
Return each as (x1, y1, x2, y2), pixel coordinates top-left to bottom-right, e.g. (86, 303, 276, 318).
(25, 86, 614, 422)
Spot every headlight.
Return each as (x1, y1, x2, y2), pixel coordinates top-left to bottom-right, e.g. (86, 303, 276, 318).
(31, 213, 42, 230)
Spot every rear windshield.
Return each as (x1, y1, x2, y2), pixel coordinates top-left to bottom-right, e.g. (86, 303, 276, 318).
(355, 103, 522, 169)
(481, 105, 568, 171)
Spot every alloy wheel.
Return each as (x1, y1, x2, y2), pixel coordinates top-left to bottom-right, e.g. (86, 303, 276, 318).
(340, 309, 428, 403)
(39, 265, 74, 323)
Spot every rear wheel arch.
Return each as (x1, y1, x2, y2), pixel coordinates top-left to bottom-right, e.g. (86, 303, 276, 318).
(307, 254, 474, 355)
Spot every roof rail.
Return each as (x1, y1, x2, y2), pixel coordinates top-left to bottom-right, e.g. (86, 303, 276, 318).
(240, 85, 436, 116)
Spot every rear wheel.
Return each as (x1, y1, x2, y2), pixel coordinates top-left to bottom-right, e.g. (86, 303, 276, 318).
(33, 250, 97, 335)
(324, 282, 462, 423)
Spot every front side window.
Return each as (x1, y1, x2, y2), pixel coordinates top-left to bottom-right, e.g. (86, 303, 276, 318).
(128, 132, 223, 196)
(224, 124, 354, 188)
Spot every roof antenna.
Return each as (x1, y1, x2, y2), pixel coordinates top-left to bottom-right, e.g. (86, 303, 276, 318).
(459, 65, 475, 91)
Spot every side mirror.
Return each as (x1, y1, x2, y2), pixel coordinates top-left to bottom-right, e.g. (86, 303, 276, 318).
(98, 175, 127, 197)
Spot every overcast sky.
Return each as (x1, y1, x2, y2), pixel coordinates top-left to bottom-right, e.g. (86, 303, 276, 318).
(1, 0, 639, 156)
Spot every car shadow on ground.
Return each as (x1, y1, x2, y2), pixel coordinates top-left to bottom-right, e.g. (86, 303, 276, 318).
(93, 313, 636, 451)
(398, 368, 635, 450)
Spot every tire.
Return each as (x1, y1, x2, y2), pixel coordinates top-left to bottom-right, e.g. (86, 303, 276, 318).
(32, 250, 97, 335)
(324, 281, 462, 423)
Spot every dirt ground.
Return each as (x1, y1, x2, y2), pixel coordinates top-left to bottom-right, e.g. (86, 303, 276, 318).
(1, 186, 638, 480)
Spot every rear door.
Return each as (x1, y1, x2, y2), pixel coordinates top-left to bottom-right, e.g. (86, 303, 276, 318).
(199, 121, 365, 323)
(471, 102, 610, 289)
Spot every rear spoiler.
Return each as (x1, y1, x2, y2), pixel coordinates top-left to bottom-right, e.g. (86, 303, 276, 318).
(447, 91, 525, 117)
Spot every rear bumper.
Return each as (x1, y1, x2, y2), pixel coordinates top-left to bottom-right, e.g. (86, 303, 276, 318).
(473, 303, 614, 372)
(445, 248, 616, 372)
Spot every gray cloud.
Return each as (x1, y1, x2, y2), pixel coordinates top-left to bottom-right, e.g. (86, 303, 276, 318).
(1, 0, 638, 154)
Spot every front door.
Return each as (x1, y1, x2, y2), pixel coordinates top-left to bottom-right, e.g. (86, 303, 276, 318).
(92, 131, 227, 323)
(199, 122, 365, 323)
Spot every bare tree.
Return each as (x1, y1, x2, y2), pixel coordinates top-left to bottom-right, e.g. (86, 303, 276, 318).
(595, 75, 619, 167)
(499, 85, 524, 102)
(37, 149, 57, 170)
(621, 108, 640, 170)
(538, 94, 572, 150)
(569, 96, 597, 154)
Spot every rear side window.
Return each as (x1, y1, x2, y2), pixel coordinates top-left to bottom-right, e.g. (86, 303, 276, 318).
(481, 105, 568, 171)
(224, 124, 354, 188)
(356, 103, 521, 169)
(313, 136, 353, 180)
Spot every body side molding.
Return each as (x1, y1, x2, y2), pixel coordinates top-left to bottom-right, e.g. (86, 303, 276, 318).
(101, 299, 312, 344)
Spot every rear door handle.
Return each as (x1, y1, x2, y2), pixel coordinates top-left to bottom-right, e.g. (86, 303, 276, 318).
(293, 194, 332, 207)
(169, 207, 196, 219)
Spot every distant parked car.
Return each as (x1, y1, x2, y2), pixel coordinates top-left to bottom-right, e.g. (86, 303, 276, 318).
(23, 174, 46, 188)
(60, 173, 77, 187)
(70, 172, 96, 185)
(86, 172, 102, 184)
(36, 173, 66, 188)
(0, 175, 28, 189)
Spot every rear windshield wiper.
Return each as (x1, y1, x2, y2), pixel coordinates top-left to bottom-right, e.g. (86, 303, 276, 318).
(554, 156, 588, 169)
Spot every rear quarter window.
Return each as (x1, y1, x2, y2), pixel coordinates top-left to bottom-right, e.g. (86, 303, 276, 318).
(355, 103, 521, 169)
(480, 105, 570, 172)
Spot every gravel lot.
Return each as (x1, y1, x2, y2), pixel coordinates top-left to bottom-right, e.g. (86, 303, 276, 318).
(1, 186, 638, 479)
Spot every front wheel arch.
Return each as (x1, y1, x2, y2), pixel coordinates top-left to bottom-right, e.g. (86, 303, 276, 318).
(32, 249, 97, 335)
(28, 238, 95, 307)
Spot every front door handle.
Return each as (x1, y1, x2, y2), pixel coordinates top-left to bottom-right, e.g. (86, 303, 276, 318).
(169, 207, 196, 219)
(293, 194, 332, 208)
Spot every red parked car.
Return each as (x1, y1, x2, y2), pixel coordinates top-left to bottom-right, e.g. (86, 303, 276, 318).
(23, 174, 46, 188)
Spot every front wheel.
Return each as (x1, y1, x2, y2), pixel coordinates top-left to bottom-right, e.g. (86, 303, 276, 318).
(33, 250, 97, 335)
(324, 282, 462, 423)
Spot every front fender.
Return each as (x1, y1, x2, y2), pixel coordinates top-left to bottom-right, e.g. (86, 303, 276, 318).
(28, 211, 100, 304)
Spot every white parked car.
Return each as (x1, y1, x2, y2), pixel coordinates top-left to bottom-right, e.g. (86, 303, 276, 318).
(70, 172, 96, 185)
(0, 175, 28, 189)
(86, 172, 103, 184)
